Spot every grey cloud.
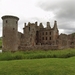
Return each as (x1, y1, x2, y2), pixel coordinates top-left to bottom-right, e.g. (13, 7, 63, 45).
(62, 29, 75, 34)
(58, 22, 75, 29)
(57, 21, 75, 34)
(37, 0, 75, 34)
(37, 0, 75, 20)
(20, 17, 49, 26)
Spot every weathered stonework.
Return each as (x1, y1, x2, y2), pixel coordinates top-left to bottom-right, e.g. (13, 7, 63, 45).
(2, 15, 19, 51)
(1, 15, 75, 52)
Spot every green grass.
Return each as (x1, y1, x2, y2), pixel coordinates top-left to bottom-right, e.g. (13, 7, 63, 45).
(0, 57, 75, 75)
(1, 38, 75, 74)
(0, 49, 75, 75)
(1, 49, 75, 60)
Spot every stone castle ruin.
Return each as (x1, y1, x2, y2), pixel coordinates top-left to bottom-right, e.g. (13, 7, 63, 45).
(1, 15, 75, 52)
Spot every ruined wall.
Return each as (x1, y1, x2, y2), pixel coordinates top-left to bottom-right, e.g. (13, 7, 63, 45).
(2, 15, 75, 51)
(19, 45, 58, 51)
(57, 33, 75, 49)
(19, 22, 38, 48)
(19, 21, 60, 50)
(67, 34, 75, 48)
(37, 21, 59, 45)
(38, 29, 53, 45)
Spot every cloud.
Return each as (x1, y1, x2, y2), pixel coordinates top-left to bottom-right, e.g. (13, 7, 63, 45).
(57, 21, 75, 34)
(37, 0, 75, 34)
(0, 0, 75, 36)
(37, 0, 75, 20)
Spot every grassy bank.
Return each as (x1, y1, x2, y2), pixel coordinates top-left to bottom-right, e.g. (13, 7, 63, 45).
(0, 57, 75, 75)
(0, 49, 75, 60)
(0, 49, 75, 75)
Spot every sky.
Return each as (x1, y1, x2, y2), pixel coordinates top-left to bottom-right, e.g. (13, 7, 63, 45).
(0, 0, 75, 36)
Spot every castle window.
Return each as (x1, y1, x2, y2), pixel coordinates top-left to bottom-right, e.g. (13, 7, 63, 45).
(29, 27, 30, 31)
(42, 32, 44, 35)
(3, 35, 5, 37)
(13, 28, 15, 30)
(16, 21, 17, 24)
(36, 31, 38, 36)
(6, 20, 8, 23)
(42, 37, 44, 40)
(71, 42, 74, 45)
(50, 32, 51, 35)
(46, 37, 47, 40)
(50, 37, 51, 40)
(40, 33, 41, 35)
(46, 32, 47, 35)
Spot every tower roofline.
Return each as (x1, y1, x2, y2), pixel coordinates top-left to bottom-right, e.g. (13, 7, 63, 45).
(53, 20, 58, 29)
(1, 15, 19, 20)
(46, 22, 51, 29)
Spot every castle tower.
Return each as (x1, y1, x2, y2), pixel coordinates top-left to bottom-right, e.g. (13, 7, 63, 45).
(39, 23, 43, 28)
(1, 15, 19, 52)
(46, 22, 51, 29)
(52, 20, 59, 42)
(53, 20, 58, 29)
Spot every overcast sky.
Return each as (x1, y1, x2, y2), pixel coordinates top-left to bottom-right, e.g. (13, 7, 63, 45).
(0, 0, 75, 37)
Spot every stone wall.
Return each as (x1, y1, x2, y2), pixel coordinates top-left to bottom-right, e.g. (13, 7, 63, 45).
(2, 15, 75, 52)
(18, 45, 58, 51)
(2, 15, 19, 52)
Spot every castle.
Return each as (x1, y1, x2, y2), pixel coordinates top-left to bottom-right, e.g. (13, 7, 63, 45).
(1, 15, 75, 52)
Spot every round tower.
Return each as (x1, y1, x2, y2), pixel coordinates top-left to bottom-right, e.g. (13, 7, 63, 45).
(1, 15, 19, 52)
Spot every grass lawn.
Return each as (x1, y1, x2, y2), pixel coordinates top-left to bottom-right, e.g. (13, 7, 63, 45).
(0, 57, 75, 75)
(0, 37, 75, 75)
(1, 49, 75, 61)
